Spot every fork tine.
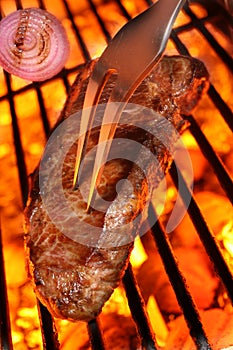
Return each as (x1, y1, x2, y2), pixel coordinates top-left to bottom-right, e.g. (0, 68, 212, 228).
(73, 69, 114, 189)
(86, 75, 140, 210)
(86, 99, 124, 209)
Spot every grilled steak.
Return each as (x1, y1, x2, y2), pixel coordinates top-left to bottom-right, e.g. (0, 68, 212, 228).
(24, 55, 209, 322)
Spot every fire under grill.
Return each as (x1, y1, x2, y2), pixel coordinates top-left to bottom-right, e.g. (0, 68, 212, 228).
(0, 0, 233, 349)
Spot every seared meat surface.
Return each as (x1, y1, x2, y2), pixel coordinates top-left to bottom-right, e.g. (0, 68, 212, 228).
(24, 55, 209, 322)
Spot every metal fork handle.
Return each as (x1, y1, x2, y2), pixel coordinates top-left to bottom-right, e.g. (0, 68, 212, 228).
(87, 0, 186, 104)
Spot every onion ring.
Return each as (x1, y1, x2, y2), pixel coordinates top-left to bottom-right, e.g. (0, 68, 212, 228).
(0, 8, 70, 81)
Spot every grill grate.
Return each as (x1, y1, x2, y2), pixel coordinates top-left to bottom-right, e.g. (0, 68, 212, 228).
(0, 222, 13, 350)
(148, 206, 211, 349)
(0, 0, 233, 349)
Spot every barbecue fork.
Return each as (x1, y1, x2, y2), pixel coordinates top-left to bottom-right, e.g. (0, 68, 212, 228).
(73, 0, 186, 210)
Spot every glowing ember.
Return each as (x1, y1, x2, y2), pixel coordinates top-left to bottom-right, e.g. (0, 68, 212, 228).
(217, 221, 233, 272)
(222, 222, 233, 256)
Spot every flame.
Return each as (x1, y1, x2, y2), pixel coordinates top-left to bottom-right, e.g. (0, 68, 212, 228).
(130, 237, 148, 268)
(102, 286, 131, 317)
(222, 221, 233, 257)
(217, 221, 233, 272)
(146, 295, 169, 347)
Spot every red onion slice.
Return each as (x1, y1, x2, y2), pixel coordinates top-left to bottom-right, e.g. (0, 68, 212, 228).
(0, 8, 70, 81)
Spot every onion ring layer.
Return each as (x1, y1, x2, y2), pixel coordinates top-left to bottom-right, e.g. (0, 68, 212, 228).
(0, 8, 70, 81)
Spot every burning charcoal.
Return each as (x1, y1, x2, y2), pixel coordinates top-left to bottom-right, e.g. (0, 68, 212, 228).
(164, 308, 233, 349)
(137, 245, 219, 315)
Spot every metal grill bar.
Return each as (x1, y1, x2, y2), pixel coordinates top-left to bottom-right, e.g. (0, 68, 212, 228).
(15, 0, 23, 10)
(186, 115, 233, 203)
(3, 71, 28, 207)
(37, 302, 60, 350)
(207, 85, 233, 132)
(87, 0, 112, 42)
(88, 318, 106, 350)
(0, 222, 13, 350)
(123, 264, 157, 350)
(63, 0, 91, 62)
(148, 206, 212, 349)
(38, 0, 46, 10)
(114, 0, 132, 20)
(33, 82, 51, 139)
(171, 16, 233, 132)
(169, 162, 233, 301)
(183, 4, 233, 72)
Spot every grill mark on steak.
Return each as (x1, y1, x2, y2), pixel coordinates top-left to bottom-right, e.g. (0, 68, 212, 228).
(24, 55, 209, 321)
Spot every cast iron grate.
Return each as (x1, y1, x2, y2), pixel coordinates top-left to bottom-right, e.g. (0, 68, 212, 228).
(0, 0, 232, 349)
